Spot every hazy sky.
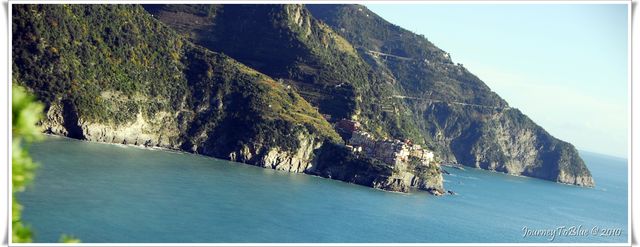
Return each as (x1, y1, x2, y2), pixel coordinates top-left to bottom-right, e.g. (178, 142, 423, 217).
(366, 4, 629, 158)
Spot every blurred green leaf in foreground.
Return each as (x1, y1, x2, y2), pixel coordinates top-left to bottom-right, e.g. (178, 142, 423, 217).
(12, 84, 43, 243)
(12, 84, 82, 243)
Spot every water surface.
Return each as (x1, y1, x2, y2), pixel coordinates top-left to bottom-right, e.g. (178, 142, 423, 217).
(19, 137, 628, 243)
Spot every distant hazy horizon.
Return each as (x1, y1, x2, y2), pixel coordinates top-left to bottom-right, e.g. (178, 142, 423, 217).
(366, 4, 629, 159)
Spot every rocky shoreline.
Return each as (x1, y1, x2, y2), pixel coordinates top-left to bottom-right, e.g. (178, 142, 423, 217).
(40, 109, 448, 195)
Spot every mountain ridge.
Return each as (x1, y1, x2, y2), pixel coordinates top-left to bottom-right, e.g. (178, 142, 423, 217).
(143, 3, 593, 187)
(308, 4, 594, 187)
(13, 4, 447, 195)
(12, 4, 594, 191)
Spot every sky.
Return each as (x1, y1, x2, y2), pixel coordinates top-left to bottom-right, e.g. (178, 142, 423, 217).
(366, 4, 629, 158)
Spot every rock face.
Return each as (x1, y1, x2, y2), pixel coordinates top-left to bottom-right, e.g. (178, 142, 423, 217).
(228, 132, 324, 173)
(310, 142, 445, 194)
(40, 96, 444, 194)
(307, 4, 594, 187)
(418, 104, 594, 186)
(43, 99, 326, 173)
(42, 101, 182, 148)
(557, 170, 596, 187)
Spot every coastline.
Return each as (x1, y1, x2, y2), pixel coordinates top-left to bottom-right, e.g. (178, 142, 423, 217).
(38, 133, 447, 195)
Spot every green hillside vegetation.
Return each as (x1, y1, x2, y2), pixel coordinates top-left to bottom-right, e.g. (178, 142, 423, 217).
(13, 4, 188, 124)
(307, 4, 508, 107)
(144, 4, 424, 143)
(13, 4, 340, 157)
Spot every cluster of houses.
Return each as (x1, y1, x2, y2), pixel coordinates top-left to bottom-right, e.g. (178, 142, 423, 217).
(334, 119, 435, 167)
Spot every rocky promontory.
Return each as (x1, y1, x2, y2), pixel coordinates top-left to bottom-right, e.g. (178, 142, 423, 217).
(307, 4, 594, 187)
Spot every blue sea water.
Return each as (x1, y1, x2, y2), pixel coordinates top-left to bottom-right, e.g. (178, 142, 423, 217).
(19, 136, 628, 243)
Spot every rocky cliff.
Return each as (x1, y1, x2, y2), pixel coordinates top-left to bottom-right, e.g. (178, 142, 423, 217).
(307, 4, 594, 187)
(12, 4, 445, 194)
(420, 104, 594, 186)
(310, 142, 445, 194)
(13, 4, 335, 179)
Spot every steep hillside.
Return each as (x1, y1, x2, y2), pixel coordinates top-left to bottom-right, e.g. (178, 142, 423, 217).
(144, 4, 424, 142)
(307, 4, 594, 186)
(12, 4, 445, 194)
(12, 4, 340, 172)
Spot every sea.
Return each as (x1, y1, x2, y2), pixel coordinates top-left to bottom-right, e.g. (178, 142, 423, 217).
(18, 136, 628, 243)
